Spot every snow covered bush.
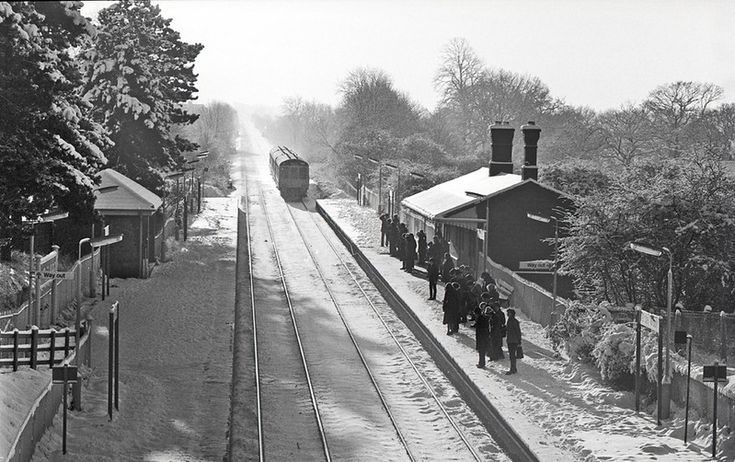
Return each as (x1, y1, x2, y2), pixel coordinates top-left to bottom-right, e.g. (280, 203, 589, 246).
(592, 323, 636, 384)
(548, 300, 611, 362)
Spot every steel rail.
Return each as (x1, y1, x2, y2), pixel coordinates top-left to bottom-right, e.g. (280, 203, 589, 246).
(299, 200, 483, 461)
(242, 184, 264, 461)
(258, 188, 331, 462)
(283, 201, 416, 462)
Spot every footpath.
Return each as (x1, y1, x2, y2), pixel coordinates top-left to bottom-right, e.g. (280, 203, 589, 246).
(28, 197, 236, 461)
(317, 197, 710, 462)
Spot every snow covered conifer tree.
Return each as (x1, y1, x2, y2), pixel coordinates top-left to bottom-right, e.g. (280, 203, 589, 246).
(0, 1, 108, 246)
(85, 0, 203, 195)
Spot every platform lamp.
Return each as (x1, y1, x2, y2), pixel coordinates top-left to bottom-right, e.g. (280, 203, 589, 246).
(22, 210, 68, 327)
(181, 166, 195, 241)
(629, 242, 673, 419)
(195, 152, 209, 213)
(527, 212, 559, 326)
(353, 155, 365, 204)
(90, 185, 119, 298)
(367, 156, 383, 213)
(165, 171, 185, 242)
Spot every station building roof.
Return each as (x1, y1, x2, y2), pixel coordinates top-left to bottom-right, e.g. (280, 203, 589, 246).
(94, 169, 162, 216)
(400, 168, 524, 220)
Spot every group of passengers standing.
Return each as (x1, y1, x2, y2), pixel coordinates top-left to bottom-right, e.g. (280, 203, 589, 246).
(378, 213, 523, 375)
(380, 213, 449, 273)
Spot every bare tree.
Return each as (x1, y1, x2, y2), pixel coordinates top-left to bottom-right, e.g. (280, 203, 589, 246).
(434, 38, 484, 105)
(596, 104, 653, 166)
(644, 81, 723, 157)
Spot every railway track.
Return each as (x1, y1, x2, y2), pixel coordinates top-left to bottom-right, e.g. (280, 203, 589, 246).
(237, 148, 511, 461)
(286, 199, 487, 461)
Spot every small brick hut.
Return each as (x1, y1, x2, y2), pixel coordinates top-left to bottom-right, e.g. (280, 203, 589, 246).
(94, 169, 162, 278)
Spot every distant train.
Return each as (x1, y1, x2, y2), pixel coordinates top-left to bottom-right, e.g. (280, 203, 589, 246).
(269, 146, 309, 201)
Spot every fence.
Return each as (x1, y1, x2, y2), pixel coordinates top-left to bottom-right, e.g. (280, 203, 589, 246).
(4, 325, 91, 462)
(0, 326, 79, 370)
(481, 253, 568, 327)
(0, 248, 100, 331)
(151, 217, 176, 266)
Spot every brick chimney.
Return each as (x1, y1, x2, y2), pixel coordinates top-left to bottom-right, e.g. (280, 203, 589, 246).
(489, 121, 514, 176)
(521, 121, 541, 181)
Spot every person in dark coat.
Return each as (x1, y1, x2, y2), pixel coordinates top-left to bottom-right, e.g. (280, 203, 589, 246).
(390, 216, 400, 256)
(416, 229, 427, 265)
(489, 303, 506, 360)
(426, 241, 435, 263)
(443, 281, 460, 335)
(505, 308, 522, 374)
(427, 258, 439, 300)
(480, 271, 495, 288)
(380, 214, 389, 247)
(399, 232, 408, 269)
(441, 253, 454, 282)
(474, 302, 491, 368)
(405, 233, 416, 273)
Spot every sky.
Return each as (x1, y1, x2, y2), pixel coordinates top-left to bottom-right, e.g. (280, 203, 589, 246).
(82, 0, 735, 115)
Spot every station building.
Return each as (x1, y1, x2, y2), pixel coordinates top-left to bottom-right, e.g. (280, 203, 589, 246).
(94, 169, 163, 278)
(400, 122, 574, 298)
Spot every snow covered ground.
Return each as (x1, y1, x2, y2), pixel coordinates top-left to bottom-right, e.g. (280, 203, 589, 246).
(318, 197, 732, 461)
(27, 197, 237, 461)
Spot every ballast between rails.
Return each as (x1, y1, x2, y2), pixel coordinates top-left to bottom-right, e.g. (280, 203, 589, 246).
(283, 201, 417, 462)
(254, 187, 331, 462)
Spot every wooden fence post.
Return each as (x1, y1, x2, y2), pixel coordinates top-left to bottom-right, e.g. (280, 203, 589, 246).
(64, 328, 70, 358)
(30, 325, 38, 369)
(50, 245, 59, 326)
(13, 329, 19, 372)
(49, 329, 56, 368)
(34, 256, 41, 326)
(720, 311, 727, 363)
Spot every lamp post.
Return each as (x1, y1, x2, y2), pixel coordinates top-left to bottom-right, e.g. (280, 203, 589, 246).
(629, 242, 673, 419)
(527, 212, 559, 324)
(23, 211, 69, 327)
(384, 163, 424, 219)
(181, 167, 195, 241)
(194, 153, 209, 213)
(367, 156, 383, 213)
(353, 155, 365, 205)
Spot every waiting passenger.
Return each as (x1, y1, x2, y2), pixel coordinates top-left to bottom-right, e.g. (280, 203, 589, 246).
(416, 229, 427, 265)
(441, 253, 454, 282)
(405, 233, 417, 273)
(505, 309, 522, 375)
(489, 304, 506, 361)
(427, 258, 439, 300)
(380, 214, 389, 247)
(474, 302, 491, 368)
(443, 281, 461, 335)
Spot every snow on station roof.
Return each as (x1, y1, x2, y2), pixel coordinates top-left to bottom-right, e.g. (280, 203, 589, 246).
(401, 167, 523, 220)
(94, 169, 162, 215)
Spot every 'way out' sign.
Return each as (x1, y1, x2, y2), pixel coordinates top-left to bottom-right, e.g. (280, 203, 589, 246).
(518, 260, 554, 271)
(33, 270, 74, 280)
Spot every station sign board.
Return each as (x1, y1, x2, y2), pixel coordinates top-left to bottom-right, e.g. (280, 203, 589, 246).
(52, 365, 78, 384)
(518, 260, 554, 271)
(703, 365, 728, 383)
(639, 310, 660, 333)
(32, 270, 74, 280)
